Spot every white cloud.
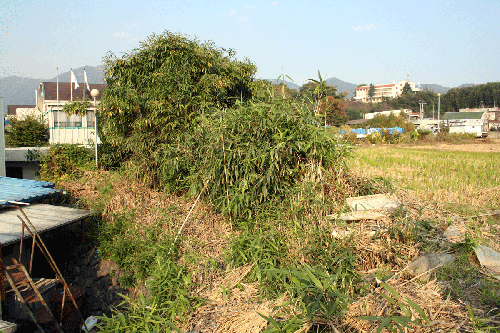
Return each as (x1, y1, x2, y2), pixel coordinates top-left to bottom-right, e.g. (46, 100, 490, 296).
(352, 24, 376, 32)
(271, 2, 278, 5)
(245, 5, 255, 10)
(229, 9, 237, 15)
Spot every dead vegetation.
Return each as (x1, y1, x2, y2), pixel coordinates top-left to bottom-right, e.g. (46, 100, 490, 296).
(55, 168, 500, 333)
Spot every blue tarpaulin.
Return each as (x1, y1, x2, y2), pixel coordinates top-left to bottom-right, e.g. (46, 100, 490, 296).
(340, 127, 404, 136)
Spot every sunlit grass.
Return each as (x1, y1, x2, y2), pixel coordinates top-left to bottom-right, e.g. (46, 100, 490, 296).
(350, 146, 500, 209)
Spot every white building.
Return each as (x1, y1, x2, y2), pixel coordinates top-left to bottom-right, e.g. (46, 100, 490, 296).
(443, 112, 488, 137)
(354, 77, 420, 103)
(37, 82, 106, 145)
(364, 109, 412, 120)
(458, 107, 500, 130)
(7, 105, 43, 122)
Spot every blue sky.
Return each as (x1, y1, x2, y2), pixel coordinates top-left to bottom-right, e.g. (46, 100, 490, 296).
(1, 0, 499, 87)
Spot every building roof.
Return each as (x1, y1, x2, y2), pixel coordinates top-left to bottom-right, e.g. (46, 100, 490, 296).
(355, 84, 395, 90)
(443, 112, 485, 120)
(7, 105, 36, 116)
(41, 82, 107, 101)
(0, 177, 61, 207)
(346, 119, 368, 125)
(0, 203, 92, 246)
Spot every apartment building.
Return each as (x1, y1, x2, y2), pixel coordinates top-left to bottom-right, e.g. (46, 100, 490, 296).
(354, 78, 420, 103)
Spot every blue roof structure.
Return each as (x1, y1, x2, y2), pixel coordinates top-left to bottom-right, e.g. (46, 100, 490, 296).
(0, 177, 61, 207)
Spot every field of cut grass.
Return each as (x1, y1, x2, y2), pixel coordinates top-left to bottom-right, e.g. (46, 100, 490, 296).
(350, 146, 500, 210)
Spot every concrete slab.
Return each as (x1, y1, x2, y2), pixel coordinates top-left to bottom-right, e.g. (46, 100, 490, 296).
(0, 203, 92, 246)
(346, 194, 399, 212)
(333, 211, 387, 221)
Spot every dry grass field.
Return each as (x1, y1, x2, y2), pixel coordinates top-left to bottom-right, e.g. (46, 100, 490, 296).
(350, 142, 500, 212)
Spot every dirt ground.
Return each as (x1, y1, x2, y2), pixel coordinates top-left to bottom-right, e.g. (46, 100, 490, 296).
(403, 138, 500, 153)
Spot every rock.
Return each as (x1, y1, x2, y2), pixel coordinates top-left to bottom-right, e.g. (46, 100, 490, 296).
(408, 253, 456, 278)
(346, 194, 399, 212)
(443, 224, 463, 242)
(97, 260, 119, 278)
(85, 278, 94, 289)
(334, 211, 387, 221)
(96, 277, 110, 291)
(474, 245, 500, 280)
(332, 227, 354, 239)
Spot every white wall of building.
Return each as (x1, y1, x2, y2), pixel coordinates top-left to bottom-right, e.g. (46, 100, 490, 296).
(42, 101, 100, 145)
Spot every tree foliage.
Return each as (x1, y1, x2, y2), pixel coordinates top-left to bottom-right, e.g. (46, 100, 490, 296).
(5, 115, 48, 147)
(443, 82, 500, 111)
(318, 96, 347, 126)
(99, 31, 260, 175)
(61, 99, 92, 116)
(402, 82, 412, 94)
(368, 84, 375, 98)
(350, 113, 414, 132)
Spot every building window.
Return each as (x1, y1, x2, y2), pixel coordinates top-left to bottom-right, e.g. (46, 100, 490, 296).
(54, 111, 82, 127)
(86, 111, 95, 127)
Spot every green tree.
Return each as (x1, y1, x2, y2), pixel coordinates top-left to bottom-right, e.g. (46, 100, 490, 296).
(299, 72, 340, 113)
(5, 115, 48, 147)
(402, 82, 412, 94)
(368, 84, 375, 99)
(319, 96, 347, 126)
(99, 31, 259, 177)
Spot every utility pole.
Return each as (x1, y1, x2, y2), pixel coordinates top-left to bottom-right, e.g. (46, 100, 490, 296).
(418, 100, 426, 120)
(437, 93, 441, 132)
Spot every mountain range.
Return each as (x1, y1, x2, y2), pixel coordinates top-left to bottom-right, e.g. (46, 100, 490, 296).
(0, 65, 473, 114)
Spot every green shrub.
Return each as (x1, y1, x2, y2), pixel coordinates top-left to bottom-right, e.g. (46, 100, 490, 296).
(226, 227, 290, 281)
(97, 212, 176, 286)
(366, 131, 382, 144)
(39, 144, 94, 182)
(5, 115, 48, 147)
(159, 99, 350, 218)
(263, 263, 352, 330)
(97, 293, 182, 332)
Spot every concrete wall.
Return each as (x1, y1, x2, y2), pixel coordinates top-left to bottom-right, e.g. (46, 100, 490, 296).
(5, 147, 49, 179)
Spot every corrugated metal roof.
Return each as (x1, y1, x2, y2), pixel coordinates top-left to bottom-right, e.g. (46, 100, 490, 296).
(0, 177, 61, 207)
(0, 203, 92, 246)
(443, 112, 484, 120)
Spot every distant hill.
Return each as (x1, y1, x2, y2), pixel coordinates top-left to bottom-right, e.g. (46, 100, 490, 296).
(420, 84, 450, 94)
(0, 68, 486, 115)
(265, 79, 301, 91)
(457, 83, 475, 89)
(0, 65, 104, 114)
(324, 77, 357, 98)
